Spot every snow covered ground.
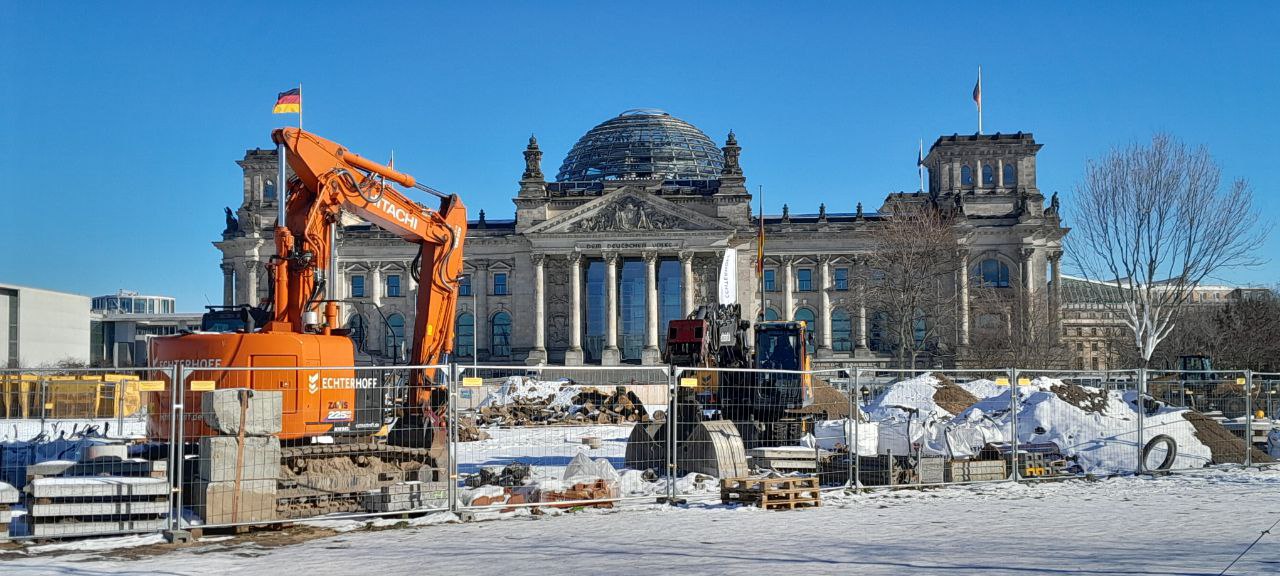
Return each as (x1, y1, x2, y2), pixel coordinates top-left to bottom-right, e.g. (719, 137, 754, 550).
(4, 469, 1278, 575)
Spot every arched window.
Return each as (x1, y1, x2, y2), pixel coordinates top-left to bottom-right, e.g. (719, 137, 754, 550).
(764, 308, 780, 321)
(455, 312, 474, 358)
(264, 179, 276, 201)
(385, 314, 405, 360)
(346, 315, 367, 351)
(982, 164, 994, 186)
(1003, 163, 1017, 186)
(831, 309, 852, 352)
(794, 308, 816, 354)
(491, 311, 512, 358)
(974, 258, 1010, 288)
(961, 165, 973, 186)
(913, 309, 928, 345)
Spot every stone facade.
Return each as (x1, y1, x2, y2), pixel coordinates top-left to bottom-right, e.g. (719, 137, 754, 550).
(216, 112, 1067, 368)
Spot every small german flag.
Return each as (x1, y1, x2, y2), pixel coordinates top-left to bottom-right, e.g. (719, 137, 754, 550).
(273, 88, 301, 114)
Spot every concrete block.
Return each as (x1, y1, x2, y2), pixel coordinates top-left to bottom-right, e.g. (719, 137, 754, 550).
(25, 460, 78, 478)
(31, 500, 169, 518)
(0, 481, 17, 504)
(33, 518, 167, 538)
(1, 510, 11, 524)
(189, 479, 277, 525)
(197, 436, 281, 482)
(28, 477, 168, 499)
(201, 389, 283, 436)
(362, 481, 449, 513)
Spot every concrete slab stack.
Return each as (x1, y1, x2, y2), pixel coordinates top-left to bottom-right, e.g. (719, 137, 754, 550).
(361, 481, 449, 513)
(25, 476, 168, 537)
(189, 389, 282, 525)
(0, 481, 17, 535)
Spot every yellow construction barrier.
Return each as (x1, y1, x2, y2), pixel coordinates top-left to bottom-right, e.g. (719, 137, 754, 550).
(0, 373, 144, 419)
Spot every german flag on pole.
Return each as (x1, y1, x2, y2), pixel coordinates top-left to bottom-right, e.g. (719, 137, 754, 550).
(273, 88, 301, 114)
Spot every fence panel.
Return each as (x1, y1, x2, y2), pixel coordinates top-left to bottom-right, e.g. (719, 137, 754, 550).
(455, 365, 671, 512)
(0, 366, 174, 541)
(1144, 368, 1259, 472)
(172, 364, 451, 531)
(1012, 369, 1144, 478)
(1251, 373, 1280, 467)
(852, 367, 1020, 489)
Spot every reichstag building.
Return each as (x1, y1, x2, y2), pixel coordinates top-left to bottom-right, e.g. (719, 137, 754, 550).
(217, 109, 1066, 368)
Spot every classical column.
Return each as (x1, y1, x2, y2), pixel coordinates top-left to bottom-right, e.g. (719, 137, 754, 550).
(527, 253, 547, 365)
(783, 256, 795, 320)
(680, 251, 695, 316)
(1022, 247, 1036, 336)
(642, 252, 661, 365)
(602, 252, 621, 365)
(1050, 250, 1063, 343)
(951, 160, 961, 190)
(221, 263, 235, 306)
(817, 256, 833, 358)
(997, 158, 1005, 189)
(244, 262, 260, 306)
(959, 249, 971, 347)
(370, 265, 383, 307)
(473, 260, 489, 358)
(565, 253, 584, 366)
(975, 159, 983, 191)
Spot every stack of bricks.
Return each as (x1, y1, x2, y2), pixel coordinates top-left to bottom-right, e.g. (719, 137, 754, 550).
(188, 389, 282, 525)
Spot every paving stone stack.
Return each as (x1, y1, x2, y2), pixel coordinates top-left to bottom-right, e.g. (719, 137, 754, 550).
(361, 480, 449, 513)
(26, 476, 169, 537)
(0, 481, 17, 536)
(189, 389, 282, 525)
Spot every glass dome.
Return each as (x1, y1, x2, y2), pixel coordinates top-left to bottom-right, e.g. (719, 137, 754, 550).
(556, 109, 724, 182)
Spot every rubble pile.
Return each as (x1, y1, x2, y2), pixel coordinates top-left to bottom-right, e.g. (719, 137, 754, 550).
(477, 379, 650, 426)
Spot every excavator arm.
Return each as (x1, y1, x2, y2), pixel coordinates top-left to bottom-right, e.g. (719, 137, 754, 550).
(267, 128, 466, 437)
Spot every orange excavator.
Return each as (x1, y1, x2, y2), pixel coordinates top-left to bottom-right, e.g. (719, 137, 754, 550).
(150, 128, 466, 516)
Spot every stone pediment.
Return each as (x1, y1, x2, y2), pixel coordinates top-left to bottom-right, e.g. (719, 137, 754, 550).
(526, 188, 735, 235)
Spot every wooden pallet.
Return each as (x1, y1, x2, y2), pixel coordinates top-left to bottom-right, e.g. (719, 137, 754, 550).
(721, 476, 821, 510)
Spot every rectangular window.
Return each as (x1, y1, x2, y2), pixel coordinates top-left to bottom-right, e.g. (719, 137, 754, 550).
(459, 274, 471, 297)
(834, 268, 849, 291)
(493, 272, 508, 296)
(351, 275, 365, 298)
(386, 274, 401, 297)
(763, 269, 776, 292)
(797, 269, 813, 292)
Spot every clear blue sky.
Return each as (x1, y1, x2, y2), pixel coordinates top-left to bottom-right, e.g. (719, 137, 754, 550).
(2, 2, 1277, 311)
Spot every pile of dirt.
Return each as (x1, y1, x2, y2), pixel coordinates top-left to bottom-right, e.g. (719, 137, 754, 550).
(1050, 383, 1110, 414)
(787, 378, 854, 418)
(933, 375, 980, 415)
(476, 386, 650, 426)
(1181, 411, 1275, 464)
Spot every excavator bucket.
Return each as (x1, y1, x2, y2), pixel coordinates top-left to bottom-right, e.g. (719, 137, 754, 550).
(625, 420, 749, 479)
(677, 420, 749, 478)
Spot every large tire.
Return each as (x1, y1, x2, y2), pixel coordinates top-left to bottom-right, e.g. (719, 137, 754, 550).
(1142, 434, 1178, 472)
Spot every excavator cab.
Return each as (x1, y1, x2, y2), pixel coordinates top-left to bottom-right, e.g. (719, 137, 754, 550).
(198, 305, 271, 333)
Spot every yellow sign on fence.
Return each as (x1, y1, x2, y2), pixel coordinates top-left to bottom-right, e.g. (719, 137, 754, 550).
(462, 377, 483, 387)
(189, 380, 216, 392)
(994, 377, 1010, 386)
(680, 377, 699, 388)
(137, 381, 166, 392)
(1018, 377, 1032, 386)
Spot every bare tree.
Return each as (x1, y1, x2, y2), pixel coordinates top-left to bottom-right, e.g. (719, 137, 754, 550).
(862, 201, 961, 369)
(1066, 133, 1267, 367)
(967, 290, 1071, 369)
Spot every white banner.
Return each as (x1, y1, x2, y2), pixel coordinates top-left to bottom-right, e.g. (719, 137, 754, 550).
(718, 248, 737, 305)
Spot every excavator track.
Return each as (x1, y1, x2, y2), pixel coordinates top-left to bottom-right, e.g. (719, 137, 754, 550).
(275, 442, 440, 519)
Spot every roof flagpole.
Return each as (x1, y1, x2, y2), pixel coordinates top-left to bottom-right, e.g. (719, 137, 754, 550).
(298, 83, 303, 131)
(973, 66, 983, 135)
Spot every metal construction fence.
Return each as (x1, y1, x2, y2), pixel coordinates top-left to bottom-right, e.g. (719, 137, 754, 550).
(0, 364, 1276, 542)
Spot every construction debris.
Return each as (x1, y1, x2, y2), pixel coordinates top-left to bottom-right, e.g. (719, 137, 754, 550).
(1181, 412, 1275, 464)
(476, 379, 651, 426)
